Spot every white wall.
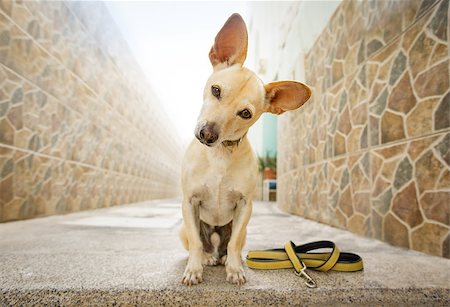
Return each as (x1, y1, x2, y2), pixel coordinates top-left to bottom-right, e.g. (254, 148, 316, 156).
(247, 1, 340, 81)
(246, 1, 341, 155)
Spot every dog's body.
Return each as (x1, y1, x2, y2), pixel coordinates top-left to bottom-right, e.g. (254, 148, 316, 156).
(180, 14, 311, 285)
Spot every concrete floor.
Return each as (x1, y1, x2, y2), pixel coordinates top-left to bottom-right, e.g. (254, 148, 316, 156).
(0, 200, 449, 306)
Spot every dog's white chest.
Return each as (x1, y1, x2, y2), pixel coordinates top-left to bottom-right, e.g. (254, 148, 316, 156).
(198, 163, 238, 226)
(182, 140, 258, 227)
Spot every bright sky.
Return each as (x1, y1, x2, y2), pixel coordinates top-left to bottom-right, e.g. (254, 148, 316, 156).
(105, 1, 248, 147)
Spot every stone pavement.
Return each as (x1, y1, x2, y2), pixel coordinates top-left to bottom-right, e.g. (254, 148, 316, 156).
(0, 200, 449, 306)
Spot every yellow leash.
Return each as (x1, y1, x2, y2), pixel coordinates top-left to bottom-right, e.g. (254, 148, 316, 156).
(246, 240, 364, 288)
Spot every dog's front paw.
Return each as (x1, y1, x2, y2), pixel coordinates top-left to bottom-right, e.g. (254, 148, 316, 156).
(182, 263, 203, 286)
(226, 264, 246, 285)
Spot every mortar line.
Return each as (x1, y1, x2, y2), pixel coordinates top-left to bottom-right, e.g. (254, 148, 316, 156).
(0, 143, 177, 185)
(279, 128, 450, 178)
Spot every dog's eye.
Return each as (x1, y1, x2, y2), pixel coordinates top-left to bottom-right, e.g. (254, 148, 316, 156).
(238, 109, 252, 119)
(211, 85, 221, 98)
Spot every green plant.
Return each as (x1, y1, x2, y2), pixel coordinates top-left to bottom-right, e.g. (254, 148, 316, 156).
(258, 153, 277, 172)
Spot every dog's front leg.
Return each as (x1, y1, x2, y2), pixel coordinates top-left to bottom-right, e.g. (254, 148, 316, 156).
(226, 196, 252, 285)
(181, 195, 203, 285)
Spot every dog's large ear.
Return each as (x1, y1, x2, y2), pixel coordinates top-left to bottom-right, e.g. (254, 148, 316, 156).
(264, 81, 311, 114)
(209, 13, 248, 69)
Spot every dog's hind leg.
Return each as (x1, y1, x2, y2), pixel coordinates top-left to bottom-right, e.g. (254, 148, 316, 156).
(200, 220, 220, 266)
(181, 221, 218, 265)
(202, 232, 220, 266)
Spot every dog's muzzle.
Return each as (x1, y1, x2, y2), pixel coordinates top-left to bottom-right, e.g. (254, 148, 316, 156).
(196, 123, 219, 146)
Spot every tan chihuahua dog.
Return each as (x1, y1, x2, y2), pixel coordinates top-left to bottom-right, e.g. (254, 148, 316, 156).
(179, 13, 311, 285)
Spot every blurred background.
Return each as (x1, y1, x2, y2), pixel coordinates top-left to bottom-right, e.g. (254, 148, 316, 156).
(0, 0, 448, 259)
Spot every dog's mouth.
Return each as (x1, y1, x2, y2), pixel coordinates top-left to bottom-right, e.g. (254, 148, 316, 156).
(196, 135, 245, 149)
(198, 139, 214, 147)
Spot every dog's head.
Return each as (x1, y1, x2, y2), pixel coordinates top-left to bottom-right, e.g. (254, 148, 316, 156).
(195, 13, 311, 147)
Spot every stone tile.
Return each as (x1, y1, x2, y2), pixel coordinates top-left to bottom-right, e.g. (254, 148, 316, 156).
(402, 4, 432, 51)
(381, 160, 399, 182)
(434, 92, 449, 130)
(374, 58, 395, 84)
(437, 169, 450, 189)
(411, 223, 449, 257)
(347, 214, 366, 236)
(370, 153, 383, 181)
(389, 51, 406, 86)
(387, 72, 416, 115)
(343, 41, 359, 77)
(371, 39, 399, 63)
(350, 163, 370, 192)
(434, 132, 450, 166)
(351, 103, 367, 126)
(406, 98, 438, 137)
(339, 187, 353, 218)
(381, 2, 403, 43)
(0, 171, 13, 204)
(371, 209, 383, 240)
(0, 117, 14, 145)
(373, 188, 393, 215)
(372, 176, 390, 198)
(407, 135, 439, 161)
(414, 60, 449, 99)
(334, 132, 346, 156)
(417, 0, 440, 18)
(409, 32, 436, 78)
(369, 87, 388, 116)
(337, 107, 352, 135)
(332, 61, 344, 84)
(427, 0, 448, 41)
(381, 111, 405, 143)
(360, 125, 368, 149)
(384, 213, 409, 249)
(346, 127, 360, 152)
(415, 149, 446, 194)
(366, 39, 383, 58)
(443, 233, 450, 258)
(430, 42, 448, 65)
(393, 157, 413, 190)
(420, 191, 450, 226)
(392, 182, 423, 228)
(353, 192, 371, 216)
(369, 116, 379, 146)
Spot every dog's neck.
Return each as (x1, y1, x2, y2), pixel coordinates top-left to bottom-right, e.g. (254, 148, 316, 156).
(221, 133, 247, 151)
(202, 134, 249, 161)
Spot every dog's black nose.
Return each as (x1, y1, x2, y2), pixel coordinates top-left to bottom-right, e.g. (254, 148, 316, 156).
(198, 124, 218, 145)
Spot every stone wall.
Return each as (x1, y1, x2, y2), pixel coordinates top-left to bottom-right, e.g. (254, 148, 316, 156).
(0, 1, 182, 222)
(257, 0, 449, 258)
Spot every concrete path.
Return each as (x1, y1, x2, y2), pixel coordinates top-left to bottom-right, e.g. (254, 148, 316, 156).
(0, 200, 449, 306)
